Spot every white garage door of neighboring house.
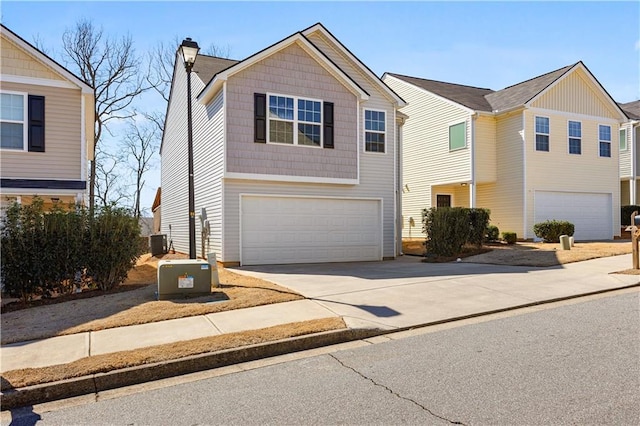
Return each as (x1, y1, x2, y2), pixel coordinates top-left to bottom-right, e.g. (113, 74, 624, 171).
(534, 191, 612, 241)
(241, 195, 382, 266)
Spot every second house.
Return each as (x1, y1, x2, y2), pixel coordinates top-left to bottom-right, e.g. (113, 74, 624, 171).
(384, 62, 627, 241)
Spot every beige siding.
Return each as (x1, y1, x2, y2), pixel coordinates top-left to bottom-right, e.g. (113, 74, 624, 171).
(476, 112, 525, 237)
(474, 115, 497, 183)
(1, 36, 64, 81)
(619, 122, 632, 178)
(194, 90, 225, 259)
(531, 68, 620, 120)
(621, 180, 630, 206)
(225, 42, 358, 180)
(0, 82, 83, 180)
(523, 110, 620, 237)
(161, 60, 205, 255)
(383, 75, 471, 238)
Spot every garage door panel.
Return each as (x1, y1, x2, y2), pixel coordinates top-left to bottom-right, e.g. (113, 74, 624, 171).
(534, 191, 612, 241)
(241, 196, 382, 265)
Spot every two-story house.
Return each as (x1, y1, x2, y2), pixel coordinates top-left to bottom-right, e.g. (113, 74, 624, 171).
(0, 24, 94, 211)
(619, 101, 640, 206)
(161, 23, 406, 266)
(383, 62, 627, 241)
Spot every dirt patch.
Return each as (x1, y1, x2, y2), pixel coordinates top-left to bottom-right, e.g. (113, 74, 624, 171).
(402, 239, 631, 267)
(1, 317, 346, 390)
(464, 241, 631, 267)
(1, 253, 304, 345)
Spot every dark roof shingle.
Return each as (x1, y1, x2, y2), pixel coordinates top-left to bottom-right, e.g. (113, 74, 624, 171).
(193, 55, 239, 84)
(386, 73, 494, 112)
(389, 63, 578, 113)
(620, 100, 640, 120)
(485, 64, 574, 112)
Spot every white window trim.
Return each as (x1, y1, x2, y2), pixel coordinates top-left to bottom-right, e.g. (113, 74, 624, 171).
(364, 107, 387, 154)
(620, 127, 628, 152)
(0, 90, 28, 152)
(598, 124, 612, 158)
(448, 120, 467, 152)
(567, 120, 582, 155)
(534, 115, 550, 152)
(266, 92, 323, 149)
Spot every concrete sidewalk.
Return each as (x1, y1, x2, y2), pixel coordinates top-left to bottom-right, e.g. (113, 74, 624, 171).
(1, 300, 336, 372)
(1, 254, 638, 405)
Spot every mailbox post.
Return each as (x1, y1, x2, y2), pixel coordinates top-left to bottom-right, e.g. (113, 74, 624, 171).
(632, 211, 640, 269)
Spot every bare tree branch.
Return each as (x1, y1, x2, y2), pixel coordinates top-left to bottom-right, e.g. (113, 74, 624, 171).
(94, 146, 130, 208)
(61, 19, 151, 213)
(120, 119, 159, 218)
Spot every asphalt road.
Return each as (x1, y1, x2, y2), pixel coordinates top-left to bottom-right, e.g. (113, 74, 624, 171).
(5, 290, 639, 425)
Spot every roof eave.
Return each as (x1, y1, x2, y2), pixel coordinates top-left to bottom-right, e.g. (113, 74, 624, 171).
(197, 32, 369, 106)
(303, 24, 406, 107)
(1, 24, 93, 94)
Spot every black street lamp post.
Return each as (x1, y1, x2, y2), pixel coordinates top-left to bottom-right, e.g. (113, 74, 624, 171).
(180, 37, 200, 259)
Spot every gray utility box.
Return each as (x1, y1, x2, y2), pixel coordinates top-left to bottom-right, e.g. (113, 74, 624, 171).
(157, 259, 212, 300)
(149, 234, 168, 256)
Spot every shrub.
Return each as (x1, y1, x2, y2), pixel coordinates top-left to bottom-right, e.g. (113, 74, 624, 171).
(502, 232, 517, 244)
(533, 220, 575, 243)
(621, 205, 640, 226)
(485, 225, 500, 242)
(84, 205, 145, 291)
(1, 198, 47, 300)
(1, 200, 144, 300)
(467, 208, 491, 248)
(422, 207, 470, 257)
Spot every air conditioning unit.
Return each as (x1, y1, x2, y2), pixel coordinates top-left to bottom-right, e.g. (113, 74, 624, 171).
(157, 259, 212, 300)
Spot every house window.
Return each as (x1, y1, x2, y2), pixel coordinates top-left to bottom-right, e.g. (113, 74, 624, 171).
(535, 116, 549, 152)
(599, 125, 611, 158)
(267, 94, 322, 147)
(364, 109, 385, 153)
(1, 92, 26, 150)
(568, 120, 581, 155)
(620, 128, 627, 151)
(449, 122, 466, 151)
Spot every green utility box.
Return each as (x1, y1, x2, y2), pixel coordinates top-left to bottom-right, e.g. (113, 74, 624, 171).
(157, 259, 212, 300)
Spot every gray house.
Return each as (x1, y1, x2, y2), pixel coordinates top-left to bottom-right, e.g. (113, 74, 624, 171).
(160, 23, 406, 266)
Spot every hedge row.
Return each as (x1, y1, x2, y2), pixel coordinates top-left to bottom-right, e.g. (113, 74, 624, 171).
(1, 198, 145, 302)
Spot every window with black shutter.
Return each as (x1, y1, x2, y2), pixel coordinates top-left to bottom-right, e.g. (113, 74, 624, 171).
(28, 95, 45, 152)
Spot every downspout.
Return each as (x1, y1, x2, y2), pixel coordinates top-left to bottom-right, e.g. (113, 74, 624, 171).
(522, 110, 527, 239)
(470, 114, 476, 208)
(396, 114, 404, 256)
(631, 121, 638, 205)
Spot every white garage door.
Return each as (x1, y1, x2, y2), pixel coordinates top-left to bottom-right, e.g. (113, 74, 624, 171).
(241, 196, 382, 265)
(534, 191, 612, 241)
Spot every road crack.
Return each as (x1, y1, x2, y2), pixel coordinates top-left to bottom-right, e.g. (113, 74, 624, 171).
(328, 354, 467, 425)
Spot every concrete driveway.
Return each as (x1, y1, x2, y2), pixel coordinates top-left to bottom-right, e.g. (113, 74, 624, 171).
(232, 254, 639, 330)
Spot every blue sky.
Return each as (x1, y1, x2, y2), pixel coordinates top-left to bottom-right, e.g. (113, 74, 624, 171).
(2, 1, 639, 211)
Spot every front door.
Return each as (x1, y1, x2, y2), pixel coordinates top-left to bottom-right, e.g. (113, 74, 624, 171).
(436, 194, 451, 208)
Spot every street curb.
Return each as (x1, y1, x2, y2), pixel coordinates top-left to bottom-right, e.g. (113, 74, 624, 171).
(1, 327, 379, 410)
(2, 282, 638, 410)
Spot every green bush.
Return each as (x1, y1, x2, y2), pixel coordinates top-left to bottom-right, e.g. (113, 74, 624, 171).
(621, 205, 640, 226)
(84, 205, 145, 291)
(422, 207, 469, 257)
(1, 199, 144, 300)
(485, 225, 500, 242)
(467, 208, 491, 248)
(502, 232, 517, 244)
(1, 198, 47, 300)
(533, 220, 575, 243)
